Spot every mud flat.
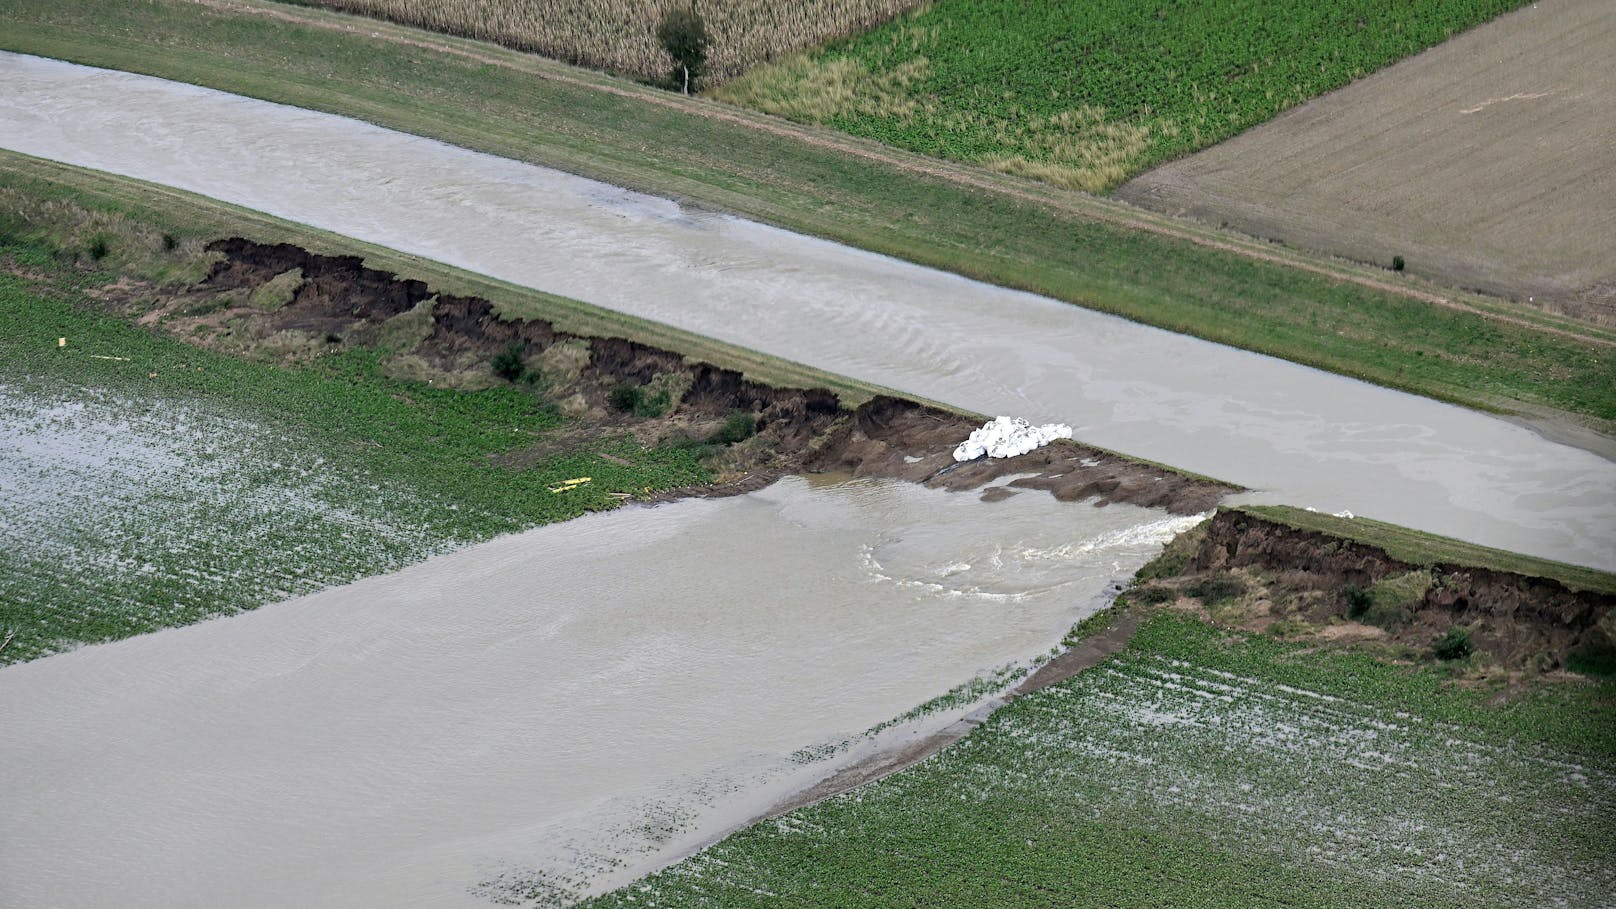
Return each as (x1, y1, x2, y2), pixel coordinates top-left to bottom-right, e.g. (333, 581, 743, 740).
(1, 53, 1612, 569)
(0, 478, 1202, 908)
(1119, 0, 1616, 320)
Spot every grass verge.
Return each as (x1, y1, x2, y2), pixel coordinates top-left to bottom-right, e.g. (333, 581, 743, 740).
(2, 0, 1613, 433)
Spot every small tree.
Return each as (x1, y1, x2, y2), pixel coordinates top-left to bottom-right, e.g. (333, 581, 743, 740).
(1433, 627, 1473, 661)
(657, 4, 709, 95)
(492, 341, 526, 382)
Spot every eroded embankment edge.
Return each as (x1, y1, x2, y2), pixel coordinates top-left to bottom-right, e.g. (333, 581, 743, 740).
(169, 237, 1238, 514)
(735, 504, 1616, 838)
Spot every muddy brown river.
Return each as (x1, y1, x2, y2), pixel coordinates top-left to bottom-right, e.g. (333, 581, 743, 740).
(0, 54, 1612, 569)
(0, 478, 1199, 907)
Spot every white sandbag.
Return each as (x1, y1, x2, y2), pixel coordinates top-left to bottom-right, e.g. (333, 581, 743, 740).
(952, 416, 1074, 461)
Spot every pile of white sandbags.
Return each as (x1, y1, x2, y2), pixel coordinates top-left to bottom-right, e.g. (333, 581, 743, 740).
(952, 416, 1074, 462)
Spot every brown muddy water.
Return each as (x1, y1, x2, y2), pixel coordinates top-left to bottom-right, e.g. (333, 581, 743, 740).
(0, 477, 1202, 907)
(1, 54, 1613, 569)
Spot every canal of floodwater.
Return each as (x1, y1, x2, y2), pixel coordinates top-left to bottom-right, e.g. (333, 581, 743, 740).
(3, 50, 1615, 908)
(1, 52, 1611, 570)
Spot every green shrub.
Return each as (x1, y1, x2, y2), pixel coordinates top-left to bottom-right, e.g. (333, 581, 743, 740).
(634, 388, 671, 418)
(1186, 575, 1246, 606)
(87, 235, 110, 261)
(607, 382, 671, 417)
(1363, 602, 1414, 631)
(1433, 628, 1473, 661)
(492, 341, 527, 382)
(1134, 585, 1175, 605)
(1567, 647, 1616, 679)
(162, 233, 177, 252)
(607, 383, 642, 413)
(1344, 584, 1372, 619)
(707, 412, 757, 445)
(1391, 255, 1406, 272)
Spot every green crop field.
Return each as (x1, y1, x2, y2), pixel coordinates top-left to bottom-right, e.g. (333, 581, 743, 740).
(0, 236, 713, 663)
(583, 613, 1616, 908)
(719, 0, 1524, 191)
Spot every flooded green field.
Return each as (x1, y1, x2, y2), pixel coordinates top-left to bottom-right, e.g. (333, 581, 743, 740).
(589, 615, 1616, 908)
(0, 265, 707, 661)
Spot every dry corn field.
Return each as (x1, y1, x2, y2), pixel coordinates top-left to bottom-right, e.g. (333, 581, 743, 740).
(294, 0, 923, 84)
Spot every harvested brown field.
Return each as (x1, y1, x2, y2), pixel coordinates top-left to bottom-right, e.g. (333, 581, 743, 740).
(288, 0, 922, 84)
(1117, 0, 1616, 323)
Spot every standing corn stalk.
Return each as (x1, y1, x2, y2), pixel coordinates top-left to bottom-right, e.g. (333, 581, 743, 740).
(657, 3, 710, 94)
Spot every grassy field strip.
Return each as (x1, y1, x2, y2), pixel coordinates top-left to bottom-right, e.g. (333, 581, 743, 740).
(0, 151, 895, 405)
(7, 1, 1613, 433)
(1242, 504, 1616, 596)
(718, 0, 1523, 191)
(585, 617, 1616, 908)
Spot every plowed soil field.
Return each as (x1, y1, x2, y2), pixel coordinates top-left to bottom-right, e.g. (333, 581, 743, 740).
(1118, 0, 1616, 322)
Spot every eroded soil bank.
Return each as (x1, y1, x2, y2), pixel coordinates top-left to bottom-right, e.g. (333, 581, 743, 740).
(1142, 509, 1616, 672)
(123, 237, 1234, 514)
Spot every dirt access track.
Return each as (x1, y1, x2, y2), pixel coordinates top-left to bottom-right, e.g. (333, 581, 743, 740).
(1119, 0, 1616, 323)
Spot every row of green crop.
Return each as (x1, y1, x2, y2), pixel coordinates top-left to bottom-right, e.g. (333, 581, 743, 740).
(580, 614, 1616, 908)
(720, 0, 1523, 190)
(0, 248, 710, 661)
